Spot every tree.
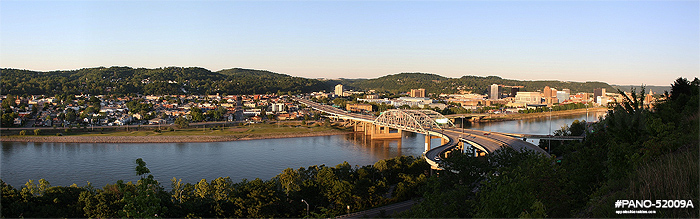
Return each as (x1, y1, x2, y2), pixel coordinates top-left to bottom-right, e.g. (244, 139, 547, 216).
(65, 109, 77, 122)
(175, 116, 189, 128)
(121, 158, 164, 218)
(190, 107, 204, 122)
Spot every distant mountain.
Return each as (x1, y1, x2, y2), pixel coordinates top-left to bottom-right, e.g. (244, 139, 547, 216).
(334, 73, 450, 93)
(1, 66, 619, 96)
(333, 73, 615, 94)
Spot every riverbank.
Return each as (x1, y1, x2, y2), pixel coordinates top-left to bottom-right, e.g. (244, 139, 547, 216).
(0, 130, 351, 143)
(479, 107, 608, 122)
(1, 122, 352, 143)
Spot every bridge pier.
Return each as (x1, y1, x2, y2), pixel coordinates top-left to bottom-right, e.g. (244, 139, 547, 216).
(424, 134, 443, 152)
(371, 125, 402, 139)
(353, 122, 368, 132)
(425, 134, 431, 152)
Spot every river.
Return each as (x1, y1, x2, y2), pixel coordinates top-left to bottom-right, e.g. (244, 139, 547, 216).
(1, 111, 606, 188)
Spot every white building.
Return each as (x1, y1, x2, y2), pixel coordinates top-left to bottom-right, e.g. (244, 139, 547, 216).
(271, 103, 285, 112)
(243, 109, 262, 116)
(557, 89, 570, 103)
(335, 84, 344, 96)
(392, 97, 434, 107)
(597, 96, 610, 106)
(514, 92, 542, 105)
(489, 84, 500, 100)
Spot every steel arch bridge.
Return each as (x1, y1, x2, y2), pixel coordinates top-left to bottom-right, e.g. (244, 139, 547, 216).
(374, 109, 456, 134)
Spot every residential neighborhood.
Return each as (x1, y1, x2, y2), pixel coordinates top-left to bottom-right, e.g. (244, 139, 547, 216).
(1, 84, 659, 129)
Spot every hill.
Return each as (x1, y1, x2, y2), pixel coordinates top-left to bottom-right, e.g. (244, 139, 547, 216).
(2, 66, 616, 96)
(335, 73, 615, 94)
(0, 67, 327, 96)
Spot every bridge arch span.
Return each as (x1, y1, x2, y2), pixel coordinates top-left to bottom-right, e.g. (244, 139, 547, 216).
(374, 109, 455, 134)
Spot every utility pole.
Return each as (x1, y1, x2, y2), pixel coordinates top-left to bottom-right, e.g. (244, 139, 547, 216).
(549, 107, 552, 154)
(461, 116, 464, 138)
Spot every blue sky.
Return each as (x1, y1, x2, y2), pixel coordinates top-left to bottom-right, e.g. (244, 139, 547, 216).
(1, 1, 698, 86)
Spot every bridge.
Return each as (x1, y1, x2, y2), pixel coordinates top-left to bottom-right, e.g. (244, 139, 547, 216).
(294, 98, 548, 170)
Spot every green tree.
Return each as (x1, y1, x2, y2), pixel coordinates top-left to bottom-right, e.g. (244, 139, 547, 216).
(190, 107, 204, 122)
(120, 158, 164, 218)
(175, 116, 189, 128)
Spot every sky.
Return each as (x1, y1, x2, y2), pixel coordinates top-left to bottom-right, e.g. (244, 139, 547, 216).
(1, 1, 698, 86)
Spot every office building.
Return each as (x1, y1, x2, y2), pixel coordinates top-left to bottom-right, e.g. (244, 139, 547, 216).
(557, 91, 569, 103)
(335, 84, 344, 96)
(410, 89, 426, 98)
(594, 88, 606, 103)
(514, 92, 543, 105)
(510, 87, 520, 97)
(489, 84, 500, 100)
(271, 103, 285, 112)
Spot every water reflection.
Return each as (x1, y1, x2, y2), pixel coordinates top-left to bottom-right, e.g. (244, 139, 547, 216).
(1, 111, 605, 188)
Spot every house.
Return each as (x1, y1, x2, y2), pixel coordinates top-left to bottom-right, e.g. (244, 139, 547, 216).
(149, 118, 166, 125)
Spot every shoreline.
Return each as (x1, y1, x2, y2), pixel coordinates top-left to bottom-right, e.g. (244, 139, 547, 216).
(0, 130, 353, 143)
(478, 107, 608, 122)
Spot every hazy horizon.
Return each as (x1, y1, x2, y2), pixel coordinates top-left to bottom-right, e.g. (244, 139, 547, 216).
(2, 1, 697, 87)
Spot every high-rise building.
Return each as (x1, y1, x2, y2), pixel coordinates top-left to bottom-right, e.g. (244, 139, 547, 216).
(489, 84, 500, 100)
(557, 90, 570, 103)
(410, 89, 426, 98)
(543, 86, 554, 105)
(510, 87, 520, 97)
(271, 103, 285, 112)
(335, 84, 344, 96)
(594, 88, 606, 103)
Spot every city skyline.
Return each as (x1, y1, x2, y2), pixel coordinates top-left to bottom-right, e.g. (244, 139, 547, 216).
(1, 1, 698, 86)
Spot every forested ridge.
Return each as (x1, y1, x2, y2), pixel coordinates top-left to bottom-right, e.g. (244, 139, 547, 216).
(335, 73, 616, 94)
(2, 67, 615, 96)
(1, 67, 327, 96)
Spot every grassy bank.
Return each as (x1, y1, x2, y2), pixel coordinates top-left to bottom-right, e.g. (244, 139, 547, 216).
(1, 121, 353, 143)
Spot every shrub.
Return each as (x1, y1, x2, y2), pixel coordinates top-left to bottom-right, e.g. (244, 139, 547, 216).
(19, 130, 26, 135)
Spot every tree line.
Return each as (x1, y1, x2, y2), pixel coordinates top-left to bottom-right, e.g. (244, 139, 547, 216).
(1, 156, 428, 218)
